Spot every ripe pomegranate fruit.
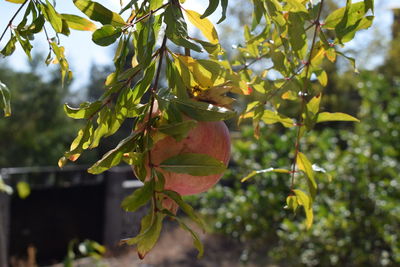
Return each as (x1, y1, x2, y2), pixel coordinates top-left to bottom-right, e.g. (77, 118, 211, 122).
(148, 119, 231, 196)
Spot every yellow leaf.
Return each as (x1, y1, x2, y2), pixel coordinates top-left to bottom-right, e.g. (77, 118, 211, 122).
(184, 9, 219, 44)
(293, 189, 314, 229)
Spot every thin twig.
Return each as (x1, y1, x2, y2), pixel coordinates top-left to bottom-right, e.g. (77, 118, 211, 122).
(0, 0, 29, 44)
(146, 34, 168, 168)
(290, 0, 325, 189)
(122, 2, 170, 31)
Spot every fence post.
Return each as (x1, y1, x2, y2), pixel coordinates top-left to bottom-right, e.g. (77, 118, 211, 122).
(102, 169, 126, 248)
(0, 193, 10, 267)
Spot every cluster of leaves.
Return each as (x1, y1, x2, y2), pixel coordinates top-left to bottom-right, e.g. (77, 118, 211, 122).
(232, 0, 373, 228)
(0, 0, 374, 258)
(191, 70, 400, 266)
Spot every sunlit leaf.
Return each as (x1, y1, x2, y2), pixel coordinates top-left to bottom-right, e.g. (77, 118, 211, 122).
(88, 134, 138, 174)
(316, 112, 360, 123)
(73, 0, 125, 27)
(64, 101, 102, 119)
(262, 110, 294, 128)
(61, 14, 97, 31)
(293, 189, 313, 229)
(170, 97, 236, 121)
(0, 81, 11, 117)
(306, 94, 321, 115)
(5, 0, 25, 3)
(184, 9, 219, 44)
(285, 195, 298, 212)
(40, 1, 63, 33)
(296, 152, 317, 195)
(241, 168, 291, 182)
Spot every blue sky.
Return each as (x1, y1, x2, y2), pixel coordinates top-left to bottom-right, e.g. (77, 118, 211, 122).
(0, 0, 398, 91)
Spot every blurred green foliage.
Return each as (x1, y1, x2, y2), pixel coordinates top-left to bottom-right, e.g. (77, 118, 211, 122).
(190, 69, 400, 266)
(0, 59, 80, 167)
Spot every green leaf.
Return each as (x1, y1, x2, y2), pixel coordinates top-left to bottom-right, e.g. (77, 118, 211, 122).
(164, 5, 202, 52)
(119, 0, 139, 14)
(92, 25, 122, 46)
(171, 97, 236, 121)
(315, 69, 328, 87)
(40, 1, 63, 33)
(16, 181, 31, 199)
(88, 134, 138, 174)
(316, 112, 360, 123)
(285, 0, 308, 13)
(50, 42, 72, 86)
(184, 9, 219, 44)
(157, 120, 197, 141)
(336, 51, 358, 72)
(121, 181, 153, 212)
(159, 153, 226, 176)
(296, 152, 317, 196)
(306, 94, 321, 115)
(61, 14, 97, 31)
(122, 152, 142, 165)
(123, 211, 165, 259)
(177, 219, 204, 258)
(1, 34, 17, 56)
(162, 190, 206, 230)
(293, 189, 313, 229)
(285, 195, 298, 212)
(64, 101, 102, 119)
(134, 14, 157, 68)
(14, 31, 32, 60)
(241, 168, 291, 182)
(262, 110, 294, 128)
(73, 0, 125, 27)
(201, 0, 219, 19)
(217, 0, 228, 24)
(0, 81, 11, 117)
(323, 2, 374, 43)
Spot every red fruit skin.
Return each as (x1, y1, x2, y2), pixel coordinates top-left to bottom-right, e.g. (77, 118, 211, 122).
(150, 121, 231, 196)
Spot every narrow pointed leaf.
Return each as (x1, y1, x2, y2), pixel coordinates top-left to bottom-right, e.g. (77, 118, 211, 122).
(162, 190, 206, 230)
(0, 81, 11, 117)
(159, 153, 226, 176)
(61, 14, 97, 31)
(316, 112, 360, 123)
(184, 9, 219, 44)
(296, 152, 317, 194)
(73, 0, 125, 27)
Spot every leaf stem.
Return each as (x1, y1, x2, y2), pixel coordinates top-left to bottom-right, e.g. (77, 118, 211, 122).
(0, 0, 29, 44)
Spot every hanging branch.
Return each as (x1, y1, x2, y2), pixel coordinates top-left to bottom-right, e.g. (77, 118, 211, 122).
(290, 0, 325, 190)
(0, 0, 29, 43)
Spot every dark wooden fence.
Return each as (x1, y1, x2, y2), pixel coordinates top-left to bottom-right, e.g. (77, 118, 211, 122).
(0, 165, 145, 266)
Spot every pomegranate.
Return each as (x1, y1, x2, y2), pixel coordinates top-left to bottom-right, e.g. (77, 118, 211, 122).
(147, 120, 231, 196)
